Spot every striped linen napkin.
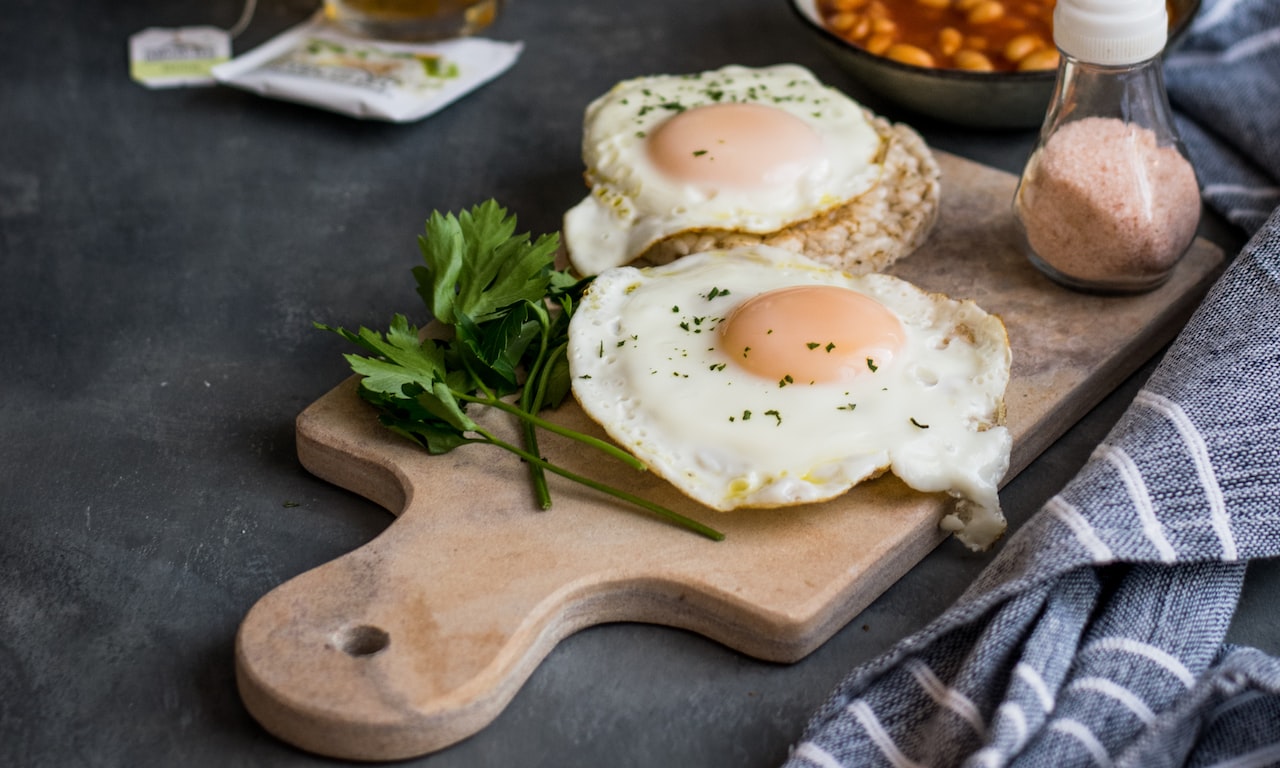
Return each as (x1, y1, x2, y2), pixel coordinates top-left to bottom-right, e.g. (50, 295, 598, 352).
(783, 1, 1280, 766)
(1167, 0, 1280, 234)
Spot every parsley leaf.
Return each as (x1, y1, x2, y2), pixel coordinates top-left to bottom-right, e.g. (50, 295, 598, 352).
(413, 200, 560, 325)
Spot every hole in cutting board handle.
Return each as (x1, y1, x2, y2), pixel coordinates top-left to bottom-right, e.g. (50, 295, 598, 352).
(338, 625, 390, 657)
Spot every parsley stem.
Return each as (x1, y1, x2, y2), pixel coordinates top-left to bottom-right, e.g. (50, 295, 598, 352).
(473, 427, 724, 541)
(520, 358, 552, 510)
(457, 392, 648, 471)
(521, 417, 552, 510)
(519, 303, 556, 509)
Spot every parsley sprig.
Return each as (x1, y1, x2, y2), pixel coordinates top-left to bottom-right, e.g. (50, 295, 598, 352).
(317, 201, 723, 541)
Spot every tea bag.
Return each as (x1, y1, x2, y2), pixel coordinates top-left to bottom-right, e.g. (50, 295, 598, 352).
(211, 14, 522, 123)
(130, 27, 233, 89)
(128, 0, 256, 89)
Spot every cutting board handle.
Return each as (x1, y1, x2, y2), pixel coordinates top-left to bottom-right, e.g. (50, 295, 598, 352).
(235, 516, 624, 761)
(236, 401, 739, 761)
(234, 508, 766, 762)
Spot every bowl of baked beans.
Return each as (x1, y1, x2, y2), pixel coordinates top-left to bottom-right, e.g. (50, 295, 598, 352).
(790, 0, 1199, 128)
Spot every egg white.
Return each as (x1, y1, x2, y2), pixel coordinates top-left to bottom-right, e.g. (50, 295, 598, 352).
(567, 246, 1012, 550)
(563, 64, 885, 276)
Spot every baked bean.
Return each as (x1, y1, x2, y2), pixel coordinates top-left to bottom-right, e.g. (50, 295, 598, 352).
(937, 27, 963, 56)
(967, 1, 1005, 24)
(872, 17, 898, 34)
(816, 0, 1177, 73)
(828, 11, 858, 32)
(885, 43, 936, 67)
(954, 50, 995, 70)
(1003, 32, 1043, 63)
(865, 33, 894, 54)
(1016, 47, 1060, 70)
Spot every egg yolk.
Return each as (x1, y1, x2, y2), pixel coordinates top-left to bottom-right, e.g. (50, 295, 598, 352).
(645, 102, 823, 188)
(718, 285, 905, 384)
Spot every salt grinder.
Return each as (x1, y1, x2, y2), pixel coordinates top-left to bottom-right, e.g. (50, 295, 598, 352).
(1012, 0, 1201, 294)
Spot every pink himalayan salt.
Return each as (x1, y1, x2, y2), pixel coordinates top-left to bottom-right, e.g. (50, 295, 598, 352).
(1016, 116, 1201, 288)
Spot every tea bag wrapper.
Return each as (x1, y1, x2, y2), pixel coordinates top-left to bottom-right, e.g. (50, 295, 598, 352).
(211, 14, 522, 123)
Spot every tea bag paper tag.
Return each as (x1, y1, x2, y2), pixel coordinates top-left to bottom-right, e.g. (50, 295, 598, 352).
(130, 27, 232, 89)
(210, 14, 523, 123)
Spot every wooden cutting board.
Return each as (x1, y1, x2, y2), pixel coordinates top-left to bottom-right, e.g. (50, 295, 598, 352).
(237, 152, 1225, 761)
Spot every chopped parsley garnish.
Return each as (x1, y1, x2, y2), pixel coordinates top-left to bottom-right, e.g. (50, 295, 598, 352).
(765, 409, 782, 426)
(837, 403, 857, 411)
(692, 150, 708, 157)
(867, 358, 879, 372)
(637, 101, 687, 117)
(806, 342, 820, 350)
(910, 417, 930, 429)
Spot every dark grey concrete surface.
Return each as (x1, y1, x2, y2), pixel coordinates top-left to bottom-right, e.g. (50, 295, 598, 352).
(1, 1, 1271, 766)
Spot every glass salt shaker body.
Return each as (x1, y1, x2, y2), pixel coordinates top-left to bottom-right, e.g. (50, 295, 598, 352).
(1013, 0, 1201, 294)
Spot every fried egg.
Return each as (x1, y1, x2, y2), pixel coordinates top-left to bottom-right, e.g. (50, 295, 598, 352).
(563, 64, 886, 276)
(568, 246, 1012, 550)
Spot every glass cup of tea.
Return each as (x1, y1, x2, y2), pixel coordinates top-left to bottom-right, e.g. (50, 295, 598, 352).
(323, 0, 503, 41)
